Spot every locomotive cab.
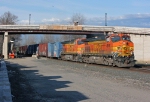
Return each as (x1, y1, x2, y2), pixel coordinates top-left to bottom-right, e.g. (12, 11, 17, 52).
(61, 33, 135, 67)
(107, 34, 135, 67)
(110, 34, 134, 57)
(76, 38, 86, 54)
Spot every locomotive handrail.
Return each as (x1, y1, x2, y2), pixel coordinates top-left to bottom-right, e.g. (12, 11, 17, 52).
(0, 25, 39, 29)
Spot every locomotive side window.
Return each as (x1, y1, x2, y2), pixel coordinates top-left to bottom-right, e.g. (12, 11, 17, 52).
(106, 37, 110, 42)
(77, 40, 84, 45)
(122, 36, 130, 41)
(111, 36, 120, 42)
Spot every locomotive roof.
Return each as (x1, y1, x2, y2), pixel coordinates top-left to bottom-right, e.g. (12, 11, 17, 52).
(83, 36, 105, 42)
(61, 39, 75, 44)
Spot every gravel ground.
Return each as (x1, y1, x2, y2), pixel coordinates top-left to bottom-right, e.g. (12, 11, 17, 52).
(7, 65, 45, 102)
(6, 57, 150, 102)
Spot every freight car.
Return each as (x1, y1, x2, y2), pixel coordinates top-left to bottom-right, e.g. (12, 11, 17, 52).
(16, 33, 135, 67)
(47, 42, 62, 58)
(13, 44, 39, 57)
(61, 33, 135, 67)
(38, 43, 48, 57)
(26, 44, 39, 55)
(18, 45, 28, 55)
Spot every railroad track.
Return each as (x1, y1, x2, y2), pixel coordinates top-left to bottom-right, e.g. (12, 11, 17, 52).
(46, 58, 150, 74)
(130, 67, 150, 73)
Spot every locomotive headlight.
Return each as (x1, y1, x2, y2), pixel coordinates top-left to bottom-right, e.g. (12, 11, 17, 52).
(117, 47, 120, 50)
(123, 42, 126, 45)
(131, 51, 134, 55)
(124, 47, 127, 50)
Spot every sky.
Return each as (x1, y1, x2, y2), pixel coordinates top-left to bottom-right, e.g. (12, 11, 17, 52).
(0, 0, 150, 27)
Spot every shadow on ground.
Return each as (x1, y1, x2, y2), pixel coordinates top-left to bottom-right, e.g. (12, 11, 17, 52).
(134, 64, 150, 68)
(6, 61, 89, 102)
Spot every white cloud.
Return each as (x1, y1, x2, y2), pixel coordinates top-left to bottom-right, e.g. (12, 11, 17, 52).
(41, 18, 72, 25)
(113, 13, 150, 20)
(18, 20, 35, 25)
(42, 18, 60, 22)
(8, 13, 150, 28)
(87, 13, 150, 21)
(64, 18, 71, 21)
(85, 13, 150, 27)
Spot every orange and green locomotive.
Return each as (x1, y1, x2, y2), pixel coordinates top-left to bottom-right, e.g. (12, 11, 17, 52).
(61, 33, 135, 67)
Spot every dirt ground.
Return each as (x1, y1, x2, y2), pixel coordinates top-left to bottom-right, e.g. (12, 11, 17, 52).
(7, 65, 45, 102)
(6, 58, 150, 102)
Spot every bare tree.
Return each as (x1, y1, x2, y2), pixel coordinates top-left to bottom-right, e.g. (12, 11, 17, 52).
(60, 13, 86, 41)
(39, 34, 55, 43)
(0, 11, 18, 25)
(71, 13, 86, 39)
(0, 11, 20, 53)
(70, 13, 86, 25)
(23, 35, 37, 45)
(59, 35, 70, 42)
(54, 35, 61, 42)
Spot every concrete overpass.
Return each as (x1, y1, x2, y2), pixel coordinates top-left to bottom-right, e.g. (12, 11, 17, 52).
(0, 25, 150, 34)
(0, 25, 150, 63)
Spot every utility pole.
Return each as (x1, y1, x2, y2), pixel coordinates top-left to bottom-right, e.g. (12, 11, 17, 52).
(105, 13, 107, 26)
(29, 14, 31, 25)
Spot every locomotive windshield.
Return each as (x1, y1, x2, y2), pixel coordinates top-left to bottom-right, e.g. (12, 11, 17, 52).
(122, 36, 130, 41)
(77, 40, 84, 45)
(111, 36, 121, 42)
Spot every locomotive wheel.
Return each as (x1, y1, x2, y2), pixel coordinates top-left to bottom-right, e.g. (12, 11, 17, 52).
(112, 63, 116, 67)
(73, 56, 77, 62)
(79, 58, 82, 62)
(112, 60, 116, 67)
(86, 59, 90, 64)
(118, 62, 123, 67)
(103, 60, 109, 65)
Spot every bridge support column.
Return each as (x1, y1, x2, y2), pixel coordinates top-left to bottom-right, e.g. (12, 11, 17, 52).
(3, 32, 8, 59)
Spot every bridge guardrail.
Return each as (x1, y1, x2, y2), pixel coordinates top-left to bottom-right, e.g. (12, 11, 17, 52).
(114, 27, 150, 34)
(0, 25, 39, 29)
(82, 26, 114, 32)
(39, 25, 83, 30)
(0, 25, 150, 34)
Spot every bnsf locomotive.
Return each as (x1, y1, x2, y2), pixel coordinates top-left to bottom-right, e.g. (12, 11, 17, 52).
(16, 33, 135, 67)
(61, 33, 135, 67)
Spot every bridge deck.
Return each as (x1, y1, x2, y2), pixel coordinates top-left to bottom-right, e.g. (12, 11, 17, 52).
(0, 25, 150, 34)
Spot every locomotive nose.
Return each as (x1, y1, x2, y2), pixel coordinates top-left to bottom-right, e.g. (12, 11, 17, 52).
(122, 41, 128, 45)
(121, 44, 133, 57)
